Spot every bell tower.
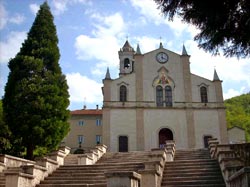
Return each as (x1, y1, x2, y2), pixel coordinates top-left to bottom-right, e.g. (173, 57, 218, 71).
(119, 40, 135, 76)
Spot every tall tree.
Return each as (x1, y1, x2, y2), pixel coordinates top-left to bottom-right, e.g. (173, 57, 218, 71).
(3, 2, 70, 160)
(0, 100, 11, 153)
(154, 0, 250, 58)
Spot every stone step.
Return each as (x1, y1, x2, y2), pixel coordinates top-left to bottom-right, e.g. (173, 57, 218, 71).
(161, 149, 225, 187)
(51, 168, 139, 176)
(164, 164, 221, 171)
(164, 185, 225, 187)
(164, 171, 223, 177)
(37, 183, 106, 187)
(37, 150, 155, 187)
(162, 175, 224, 182)
(165, 161, 218, 166)
(44, 176, 105, 180)
(162, 179, 225, 186)
(40, 179, 106, 184)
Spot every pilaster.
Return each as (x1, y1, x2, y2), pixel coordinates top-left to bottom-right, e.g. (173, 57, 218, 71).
(181, 54, 196, 148)
(134, 53, 143, 102)
(136, 108, 144, 151)
(102, 108, 111, 150)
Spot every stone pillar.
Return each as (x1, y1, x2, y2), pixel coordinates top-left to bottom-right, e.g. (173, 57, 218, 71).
(105, 171, 141, 187)
(47, 150, 65, 165)
(4, 168, 33, 187)
(78, 154, 93, 165)
(139, 170, 159, 187)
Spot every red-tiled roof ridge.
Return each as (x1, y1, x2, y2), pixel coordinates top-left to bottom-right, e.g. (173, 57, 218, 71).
(70, 109, 102, 115)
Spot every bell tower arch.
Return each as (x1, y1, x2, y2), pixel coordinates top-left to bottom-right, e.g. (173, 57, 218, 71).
(119, 40, 134, 76)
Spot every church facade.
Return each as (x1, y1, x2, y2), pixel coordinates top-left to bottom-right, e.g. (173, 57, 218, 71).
(102, 40, 228, 152)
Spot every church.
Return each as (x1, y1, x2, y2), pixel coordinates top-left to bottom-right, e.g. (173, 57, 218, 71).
(101, 40, 228, 152)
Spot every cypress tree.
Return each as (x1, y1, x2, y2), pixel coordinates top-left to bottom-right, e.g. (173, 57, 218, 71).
(3, 2, 70, 160)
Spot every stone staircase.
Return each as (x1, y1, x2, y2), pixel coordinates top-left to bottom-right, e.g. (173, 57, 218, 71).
(63, 154, 79, 165)
(36, 151, 154, 187)
(0, 173, 5, 187)
(161, 149, 226, 187)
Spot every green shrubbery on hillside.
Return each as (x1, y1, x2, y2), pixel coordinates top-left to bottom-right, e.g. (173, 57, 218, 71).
(225, 93, 250, 141)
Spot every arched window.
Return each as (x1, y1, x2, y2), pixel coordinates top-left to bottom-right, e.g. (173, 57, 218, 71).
(124, 58, 130, 69)
(156, 86, 163, 106)
(165, 86, 172, 106)
(120, 85, 127, 102)
(200, 86, 208, 103)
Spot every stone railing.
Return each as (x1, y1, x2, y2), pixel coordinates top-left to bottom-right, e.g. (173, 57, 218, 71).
(228, 167, 250, 187)
(104, 141, 176, 187)
(77, 144, 107, 165)
(1, 146, 71, 187)
(229, 143, 250, 167)
(208, 139, 250, 187)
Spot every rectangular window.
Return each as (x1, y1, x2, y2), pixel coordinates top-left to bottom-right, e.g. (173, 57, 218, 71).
(78, 120, 84, 126)
(78, 135, 84, 144)
(96, 135, 102, 144)
(96, 119, 102, 126)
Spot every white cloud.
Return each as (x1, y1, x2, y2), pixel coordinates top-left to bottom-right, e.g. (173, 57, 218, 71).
(0, 31, 27, 64)
(130, 0, 198, 37)
(135, 36, 160, 53)
(29, 3, 40, 15)
(52, 0, 68, 15)
(9, 14, 25, 24)
(0, 3, 8, 30)
(66, 72, 103, 104)
(183, 40, 249, 82)
(130, 0, 163, 25)
(74, 12, 126, 76)
(0, 3, 25, 29)
(51, 0, 91, 15)
(224, 88, 243, 100)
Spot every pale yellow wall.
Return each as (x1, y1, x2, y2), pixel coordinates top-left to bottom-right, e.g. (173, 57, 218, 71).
(144, 109, 188, 150)
(191, 74, 217, 103)
(102, 43, 227, 152)
(110, 73, 136, 102)
(142, 49, 185, 104)
(64, 114, 102, 152)
(228, 127, 246, 143)
(109, 109, 137, 152)
(193, 110, 221, 148)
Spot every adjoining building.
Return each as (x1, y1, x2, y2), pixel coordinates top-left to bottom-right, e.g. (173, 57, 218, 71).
(63, 106, 102, 153)
(227, 126, 246, 143)
(64, 40, 229, 152)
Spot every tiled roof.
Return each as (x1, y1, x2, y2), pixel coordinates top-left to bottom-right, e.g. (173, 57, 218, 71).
(70, 109, 102, 115)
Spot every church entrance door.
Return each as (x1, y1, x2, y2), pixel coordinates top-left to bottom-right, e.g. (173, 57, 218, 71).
(159, 128, 173, 148)
(119, 136, 128, 152)
(203, 135, 212, 148)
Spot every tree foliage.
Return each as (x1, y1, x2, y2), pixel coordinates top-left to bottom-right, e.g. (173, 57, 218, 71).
(154, 0, 250, 58)
(0, 100, 11, 153)
(224, 93, 250, 141)
(3, 2, 70, 159)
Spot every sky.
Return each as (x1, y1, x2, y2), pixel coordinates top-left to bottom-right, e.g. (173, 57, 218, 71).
(0, 0, 249, 110)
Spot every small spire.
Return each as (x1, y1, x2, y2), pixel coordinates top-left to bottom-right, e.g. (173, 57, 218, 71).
(182, 44, 188, 55)
(159, 36, 163, 48)
(213, 69, 220, 81)
(105, 67, 111, 80)
(159, 42, 163, 48)
(136, 44, 141, 54)
(122, 40, 134, 52)
(83, 97, 86, 109)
